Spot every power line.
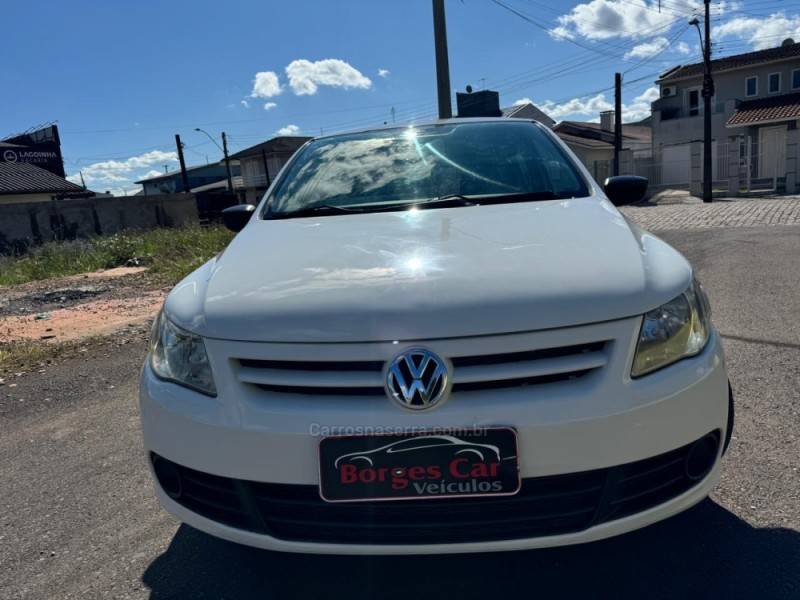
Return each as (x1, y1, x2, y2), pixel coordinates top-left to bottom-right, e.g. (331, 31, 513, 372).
(489, 0, 631, 58)
(60, 98, 429, 136)
(62, 0, 717, 162)
(67, 0, 693, 149)
(615, 0, 695, 19)
(623, 23, 692, 74)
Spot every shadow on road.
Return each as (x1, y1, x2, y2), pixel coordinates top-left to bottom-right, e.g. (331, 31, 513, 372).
(142, 499, 800, 599)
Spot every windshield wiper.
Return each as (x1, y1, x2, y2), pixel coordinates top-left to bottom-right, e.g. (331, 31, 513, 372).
(267, 191, 561, 219)
(473, 191, 566, 204)
(268, 196, 476, 219)
(417, 194, 477, 207)
(266, 203, 361, 219)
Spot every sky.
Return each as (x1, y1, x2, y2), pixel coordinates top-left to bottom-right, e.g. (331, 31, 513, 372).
(2, 0, 798, 195)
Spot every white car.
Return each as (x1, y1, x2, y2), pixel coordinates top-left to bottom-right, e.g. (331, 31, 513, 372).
(140, 118, 733, 554)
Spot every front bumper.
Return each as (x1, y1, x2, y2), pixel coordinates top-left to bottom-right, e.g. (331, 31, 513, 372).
(139, 320, 729, 554)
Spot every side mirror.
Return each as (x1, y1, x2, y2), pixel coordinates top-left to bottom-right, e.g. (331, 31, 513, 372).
(222, 204, 256, 232)
(603, 176, 648, 207)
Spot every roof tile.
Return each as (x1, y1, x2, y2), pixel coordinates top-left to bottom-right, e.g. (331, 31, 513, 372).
(0, 162, 87, 196)
(726, 92, 800, 126)
(660, 42, 800, 82)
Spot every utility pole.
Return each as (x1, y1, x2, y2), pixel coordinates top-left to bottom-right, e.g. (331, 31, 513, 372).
(175, 134, 190, 193)
(432, 0, 452, 119)
(702, 0, 713, 203)
(614, 72, 622, 177)
(221, 131, 234, 196)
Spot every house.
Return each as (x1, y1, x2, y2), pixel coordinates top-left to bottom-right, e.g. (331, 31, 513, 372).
(501, 102, 556, 128)
(553, 113, 652, 182)
(500, 101, 651, 182)
(135, 162, 240, 196)
(228, 136, 311, 204)
(0, 161, 92, 205)
(651, 38, 800, 191)
(555, 114, 652, 158)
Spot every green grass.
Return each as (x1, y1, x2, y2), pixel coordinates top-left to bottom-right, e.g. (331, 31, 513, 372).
(0, 225, 234, 287)
(0, 339, 82, 373)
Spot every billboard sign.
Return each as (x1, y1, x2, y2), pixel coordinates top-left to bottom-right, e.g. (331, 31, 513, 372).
(1, 124, 65, 177)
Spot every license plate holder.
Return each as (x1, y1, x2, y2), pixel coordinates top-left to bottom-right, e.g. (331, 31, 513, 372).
(318, 428, 520, 503)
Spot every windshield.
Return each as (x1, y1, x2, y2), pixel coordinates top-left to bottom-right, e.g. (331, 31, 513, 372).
(264, 121, 589, 217)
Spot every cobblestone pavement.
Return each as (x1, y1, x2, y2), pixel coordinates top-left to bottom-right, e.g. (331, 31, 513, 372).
(620, 196, 800, 231)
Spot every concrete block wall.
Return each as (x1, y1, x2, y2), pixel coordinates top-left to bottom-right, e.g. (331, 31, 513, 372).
(0, 193, 198, 254)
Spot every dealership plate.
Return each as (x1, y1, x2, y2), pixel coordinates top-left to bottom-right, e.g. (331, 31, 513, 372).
(318, 428, 520, 503)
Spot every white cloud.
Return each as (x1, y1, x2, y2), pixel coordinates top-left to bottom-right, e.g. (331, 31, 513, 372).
(285, 59, 372, 95)
(537, 85, 659, 122)
(276, 124, 300, 136)
(675, 41, 691, 55)
(263, 102, 277, 111)
(714, 13, 800, 50)
(140, 169, 164, 180)
(624, 36, 669, 59)
(513, 97, 534, 106)
(551, 0, 683, 41)
(240, 99, 250, 108)
(68, 149, 178, 190)
(550, 0, 752, 47)
(378, 68, 390, 78)
(540, 93, 613, 120)
(251, 71, 283, 98)
(623, 85, 660, 121)
(104, 186, 141, 196)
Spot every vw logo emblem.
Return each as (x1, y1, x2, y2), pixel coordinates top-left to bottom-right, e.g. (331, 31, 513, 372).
(385, 348, 449, 410)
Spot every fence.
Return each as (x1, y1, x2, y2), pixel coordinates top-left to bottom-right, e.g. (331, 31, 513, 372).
(0, 193, 198, 255)
(587, 133, 798, 198)
(589, 154, 693, 191)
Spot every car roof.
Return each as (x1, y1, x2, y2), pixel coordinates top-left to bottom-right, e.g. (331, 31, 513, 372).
(313, 117, 541, 142)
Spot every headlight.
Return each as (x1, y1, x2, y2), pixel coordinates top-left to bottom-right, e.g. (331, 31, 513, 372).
(631, 279, 712, 377)
(149, 310, 217, 395)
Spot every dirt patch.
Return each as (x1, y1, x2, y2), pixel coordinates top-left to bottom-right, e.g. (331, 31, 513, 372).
(26, 285, 106, 306)
(0, 291, 165, 343)
(0, 267, 154, 318)
(0, 266, 165, 345)
(81, 266, 148, 280)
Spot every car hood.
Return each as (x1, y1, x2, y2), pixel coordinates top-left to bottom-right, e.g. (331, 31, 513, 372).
(166, 197, 692, 342)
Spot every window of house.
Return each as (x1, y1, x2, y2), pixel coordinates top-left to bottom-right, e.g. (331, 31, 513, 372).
(792, 69, 800, 90)
(687, 89, 700, 116)
(746, 76, 758, 97)
(768, 72, 781, 94)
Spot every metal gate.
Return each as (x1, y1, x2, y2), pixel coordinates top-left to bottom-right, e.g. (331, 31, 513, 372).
(739, 128, 787, 194)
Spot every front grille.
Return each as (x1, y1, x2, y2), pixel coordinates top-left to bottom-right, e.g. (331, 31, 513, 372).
(236, 340, 610, 396)
(151, 430, 719, 545)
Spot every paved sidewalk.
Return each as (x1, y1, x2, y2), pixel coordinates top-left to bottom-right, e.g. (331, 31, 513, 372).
(620, 196, 800, 231)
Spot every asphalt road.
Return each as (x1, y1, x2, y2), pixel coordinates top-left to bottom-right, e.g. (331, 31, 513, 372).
(2, 225, 799, 599)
